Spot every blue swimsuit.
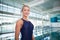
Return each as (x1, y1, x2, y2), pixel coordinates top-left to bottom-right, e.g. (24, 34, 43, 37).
(20, 18, 34, 40)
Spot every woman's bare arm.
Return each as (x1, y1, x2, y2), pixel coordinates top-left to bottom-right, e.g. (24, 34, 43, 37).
(32, 34, 35, 40)
(15, 19, 23, 40)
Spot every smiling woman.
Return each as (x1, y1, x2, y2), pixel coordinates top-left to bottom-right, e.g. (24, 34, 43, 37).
(15, 5, 34, 40)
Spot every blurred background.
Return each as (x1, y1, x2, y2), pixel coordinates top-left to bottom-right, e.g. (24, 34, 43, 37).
(0, 0, 60, 40)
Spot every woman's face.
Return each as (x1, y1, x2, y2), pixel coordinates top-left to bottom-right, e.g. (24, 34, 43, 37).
(22, 7, 30, 17)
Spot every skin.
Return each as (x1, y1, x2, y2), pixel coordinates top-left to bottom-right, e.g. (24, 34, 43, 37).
(15, 6, 34, 40)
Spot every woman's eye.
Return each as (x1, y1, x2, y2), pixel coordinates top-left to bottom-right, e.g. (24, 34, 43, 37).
(23, 9, 30, 11)
(24, 10, 26, 11)
(28, 10, 30, 11)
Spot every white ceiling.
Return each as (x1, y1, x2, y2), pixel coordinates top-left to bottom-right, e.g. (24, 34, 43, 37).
(0, 0, 60, 15)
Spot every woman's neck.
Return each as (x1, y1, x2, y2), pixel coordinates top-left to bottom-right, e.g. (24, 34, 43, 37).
(22, 16, 28, 21)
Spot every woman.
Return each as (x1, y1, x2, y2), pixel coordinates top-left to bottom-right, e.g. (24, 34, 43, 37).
(15, 5, 34, 40)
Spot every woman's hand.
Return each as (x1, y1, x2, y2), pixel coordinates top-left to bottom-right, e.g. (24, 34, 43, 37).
(32, 35, 35, 40)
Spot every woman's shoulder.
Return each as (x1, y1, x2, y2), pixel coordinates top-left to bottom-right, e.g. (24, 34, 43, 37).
(16, 19, 23, 25)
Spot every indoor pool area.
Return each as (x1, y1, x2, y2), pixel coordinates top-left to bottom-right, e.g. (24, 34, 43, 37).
(0, 0, 60, 40)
